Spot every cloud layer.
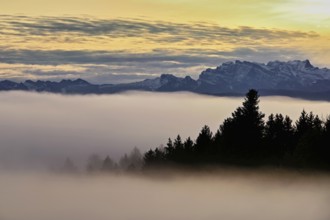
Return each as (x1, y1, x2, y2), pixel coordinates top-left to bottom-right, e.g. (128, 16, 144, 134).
(0, 15, 318, 41)
(1, 172, 329, 220)
(1, 91, 330, 169)
(0, 15, 325, 83)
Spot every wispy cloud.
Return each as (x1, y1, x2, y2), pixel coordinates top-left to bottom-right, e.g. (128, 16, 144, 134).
(0, 15, 318, 46)
(0, 47, 306, 83)
(0, 15, 325, 83)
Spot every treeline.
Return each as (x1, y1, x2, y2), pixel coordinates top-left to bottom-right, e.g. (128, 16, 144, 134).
(144, 90, 330, 170)
(60, 147, 143, 173)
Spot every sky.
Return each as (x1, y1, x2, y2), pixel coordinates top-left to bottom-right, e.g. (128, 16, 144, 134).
(0, 0, 329, 83)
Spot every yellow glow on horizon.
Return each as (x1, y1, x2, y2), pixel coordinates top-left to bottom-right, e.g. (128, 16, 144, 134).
(0, 0, 329, 31)
(0, 0, 329, 68)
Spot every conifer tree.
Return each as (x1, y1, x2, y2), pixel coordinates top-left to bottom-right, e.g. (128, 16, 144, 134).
(195, 125, 213, 155)
(220, 89, 265, 165)
(264, 114, 293, 165)
(102, 156, 115, 172)
(294, 111, 324, 168)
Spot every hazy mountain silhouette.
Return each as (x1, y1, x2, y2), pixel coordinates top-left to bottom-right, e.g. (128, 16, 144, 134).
(1, 60, 330, 100)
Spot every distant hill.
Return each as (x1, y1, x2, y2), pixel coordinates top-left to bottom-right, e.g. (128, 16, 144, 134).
(1, 60, 330, 100)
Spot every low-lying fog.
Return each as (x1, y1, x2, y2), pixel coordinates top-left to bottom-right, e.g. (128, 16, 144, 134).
(1, 91, 330, 169)
(1, 91, 330, 220)
(0, 171, 329, 220)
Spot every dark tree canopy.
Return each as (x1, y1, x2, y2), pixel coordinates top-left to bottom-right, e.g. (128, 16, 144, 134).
(143, 89, 330, 171)
(219, 89, 265, 165)
(195, 125, 213, 156)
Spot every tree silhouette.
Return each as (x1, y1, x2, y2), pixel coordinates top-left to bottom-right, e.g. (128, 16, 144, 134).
(172, 135, 184, 162)
(102, 156, 116, 172)
(264, 114, 293, 165)
(164, 138, 174, 161)
(143, 89, 330, 171)
(126, 147, 143, 170)
(220, 89, 265, 165)
(195, 126, 213, 152)
(144, 146, 166, 168)
(144, 149, 156, 166)
(119, 154, 129, 169)
(293, 111, 324, 168)
(183, 137, 194, 163)
(322, 117, 330, 168)
(295, 111, 322, 140)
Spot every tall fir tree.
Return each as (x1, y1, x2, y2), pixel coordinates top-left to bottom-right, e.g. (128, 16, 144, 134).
(220, 89, 265, 165)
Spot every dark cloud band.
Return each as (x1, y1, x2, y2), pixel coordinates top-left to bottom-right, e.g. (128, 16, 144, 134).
(0, 47, 306, 83)
(0, 15, 315, 83)
(0, 15, 318, 44)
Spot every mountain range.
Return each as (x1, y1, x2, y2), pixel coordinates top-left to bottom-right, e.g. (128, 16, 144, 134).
(1, 59, 330, 100)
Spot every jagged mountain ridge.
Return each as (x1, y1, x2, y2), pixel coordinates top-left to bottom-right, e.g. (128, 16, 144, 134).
(198, 60, 330, 93)
(1, 60, 330, 100)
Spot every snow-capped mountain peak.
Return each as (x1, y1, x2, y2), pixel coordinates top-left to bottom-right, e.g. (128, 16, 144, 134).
(0, 59, 330, 101)
(198, 59, 330, 93)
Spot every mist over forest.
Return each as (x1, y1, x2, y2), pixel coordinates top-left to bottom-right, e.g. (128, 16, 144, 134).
(1, 91, 330, 170)
(0, 91, 330, 220)
(3, 0, 330, 218)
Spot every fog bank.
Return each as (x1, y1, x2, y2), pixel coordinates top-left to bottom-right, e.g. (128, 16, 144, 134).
(1, 91, 330, 169)
(0, 172, 329, 220)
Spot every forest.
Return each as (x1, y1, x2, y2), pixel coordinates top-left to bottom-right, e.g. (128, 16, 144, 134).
(61, 89, 330, 173)
(143, 90, 330, 171)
